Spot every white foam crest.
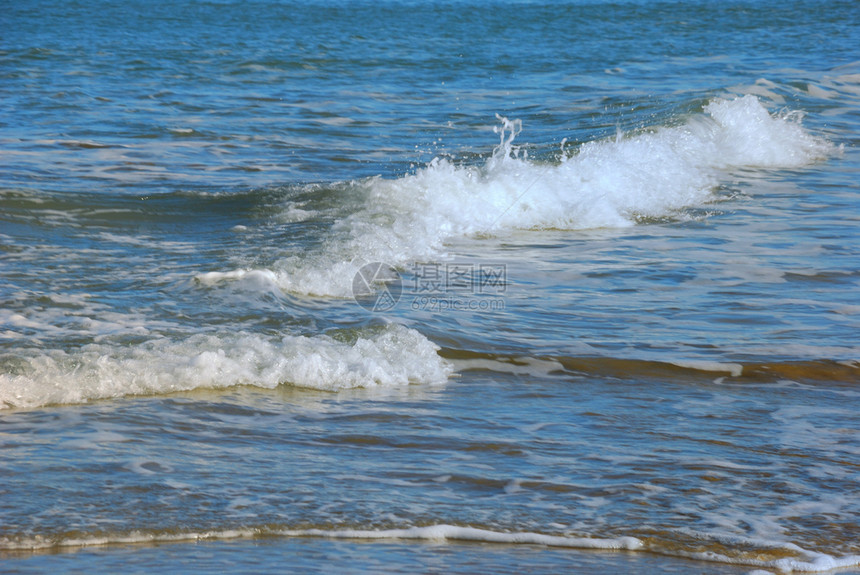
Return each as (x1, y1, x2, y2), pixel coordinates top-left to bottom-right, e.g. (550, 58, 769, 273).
(0, 529, 257, 552)
(453, 356, 565, 376)
(680, 542, 860, 573)
(670, 359, 744, 377)
(0, 524, 641, 552)
(3, 524, 857, 571)
(280, 524, 644, 551)
(225, 95, 831, 297)
(0, 324, 452, 410)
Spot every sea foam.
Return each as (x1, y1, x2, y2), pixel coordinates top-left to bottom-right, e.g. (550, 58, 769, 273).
(201, 95, 832, 297)
(0, 324, 452, 410)
(6, 523, 858, 573)
(279, 524, 644, 550)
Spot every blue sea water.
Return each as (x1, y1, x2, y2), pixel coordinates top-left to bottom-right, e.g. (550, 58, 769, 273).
(2, 0, 860, 572)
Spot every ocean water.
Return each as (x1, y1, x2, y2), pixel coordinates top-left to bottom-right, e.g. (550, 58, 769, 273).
(2, 0, 859, 572)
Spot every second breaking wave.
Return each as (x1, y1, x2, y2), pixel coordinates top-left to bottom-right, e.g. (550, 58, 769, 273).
(198, 95, 834, 297)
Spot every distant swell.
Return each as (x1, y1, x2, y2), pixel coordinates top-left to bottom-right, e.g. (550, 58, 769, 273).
(198, 95, 834, 297)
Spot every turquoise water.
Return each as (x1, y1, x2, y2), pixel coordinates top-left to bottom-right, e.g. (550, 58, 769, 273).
(2, 0, 860, 572)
